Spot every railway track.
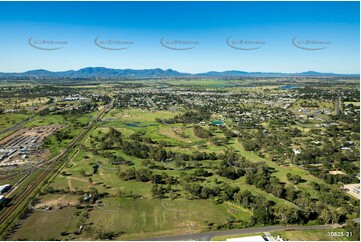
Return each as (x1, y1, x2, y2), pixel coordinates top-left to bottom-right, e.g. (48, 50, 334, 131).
(0, 98, 113, 236)
(0, 98, 58, 138)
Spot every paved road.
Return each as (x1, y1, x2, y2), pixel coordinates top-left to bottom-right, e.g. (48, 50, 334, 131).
(142, 224, 342, 241)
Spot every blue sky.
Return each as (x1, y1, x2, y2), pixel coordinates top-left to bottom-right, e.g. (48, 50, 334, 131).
(0, 1, 359, 74)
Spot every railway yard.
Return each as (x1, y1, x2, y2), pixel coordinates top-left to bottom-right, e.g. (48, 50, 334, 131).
(0, 125, 63, 167)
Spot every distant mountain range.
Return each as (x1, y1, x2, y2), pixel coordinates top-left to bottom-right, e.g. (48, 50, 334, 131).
(0, 67, 358, 78)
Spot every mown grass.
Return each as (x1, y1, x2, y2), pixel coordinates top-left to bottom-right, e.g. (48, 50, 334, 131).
(11, 207, 79, 241)
(84, 198, 230, 240)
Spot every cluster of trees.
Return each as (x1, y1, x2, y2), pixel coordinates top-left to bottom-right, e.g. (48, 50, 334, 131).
(99, 152, 133, 166)
(192, 151, 218, 161)
(233, 190, 275, 225)
(211, 137, 230, 146)
(240, 128, 300, 155)
(181, 181, 240, 201)
(54, 129, 73, 141)
(244, 166, 359, 225)
(193, 167, 212, 177)
(118, 167, 153, 182)
(117, 190, 142, 199)
(148, 172, 355, 227)
(245, 166, 285, 198)
(295, 141, 359, 184)
(92, 229, 120, 240)
(96, 128, 222, 166)
(216, 150, 260, 180)
(311, 170, 359, 185)
(243, 158, 355, 214)
(217, 161, 246, 180)
(160, 110, 210, 124)
(286, 173, 303, 184)
(299, 100, 319, 107)
(121, 141, 150, 159)
(129, 131, 154, 144)
(217, 125, 237, 138)
(0, 85, 80, 99)
(151, 184, 172, 199)
(118, 167, 177, 186)
(97, 127, 122, 150)
(193, 125, 212, 138)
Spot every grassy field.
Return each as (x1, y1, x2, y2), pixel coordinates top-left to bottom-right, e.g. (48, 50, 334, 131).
(86, 198, 230, 240)
(11, 206, 80, 241)
(10, 196, 250, 240)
